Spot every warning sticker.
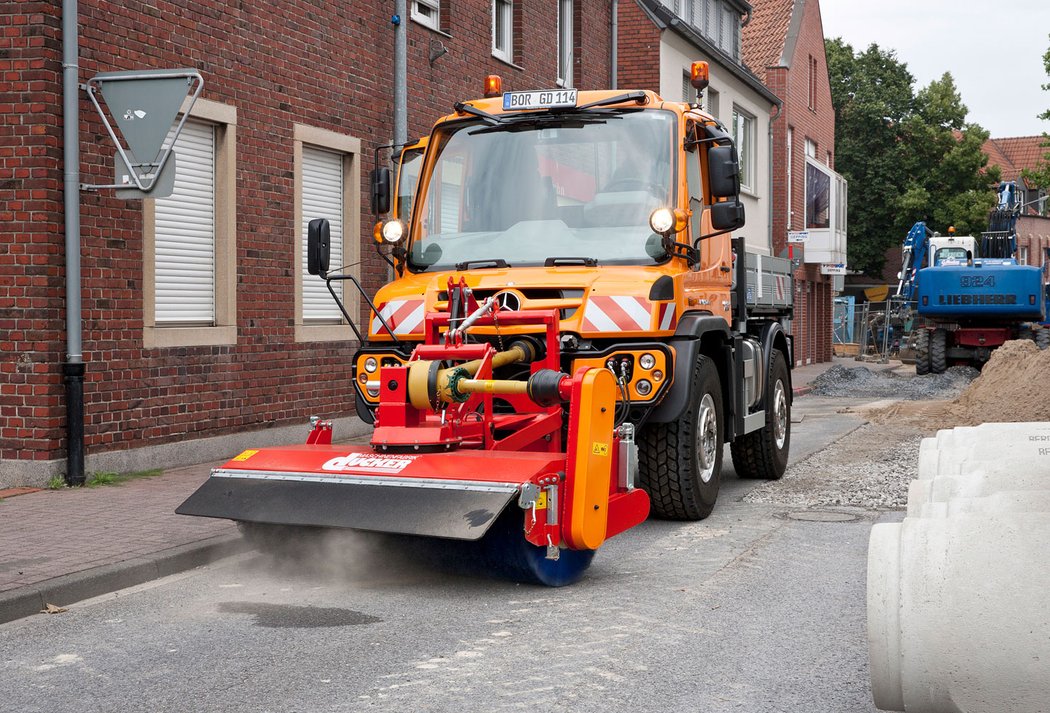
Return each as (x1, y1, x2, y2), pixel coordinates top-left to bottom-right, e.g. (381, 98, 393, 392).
(591, 442, 609, 456)
(232, 450, 258, 462)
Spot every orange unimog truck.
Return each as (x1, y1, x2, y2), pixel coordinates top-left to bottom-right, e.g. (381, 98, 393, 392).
(356, 67, 794, 520)
(179, 65, 795, 586)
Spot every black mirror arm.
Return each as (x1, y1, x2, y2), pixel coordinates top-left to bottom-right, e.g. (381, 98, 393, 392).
(323, 272, 402, 347)
(693, 227, 736, 244)
(661, 235, 699, 266)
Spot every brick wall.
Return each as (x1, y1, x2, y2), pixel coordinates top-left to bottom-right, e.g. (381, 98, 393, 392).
(769, 0, 836, 364)
(615, 0, 661, 91)
(1, 1, 611, 464)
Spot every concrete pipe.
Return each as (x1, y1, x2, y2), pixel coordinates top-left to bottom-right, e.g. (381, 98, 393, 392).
(869, 513, 1050, 712)
(870, 422, 1050, 712)
(906, 466, 1050, 517)
(917, 422, 1050, 478)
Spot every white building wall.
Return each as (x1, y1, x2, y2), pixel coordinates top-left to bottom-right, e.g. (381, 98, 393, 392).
(659, 30, 774, 256)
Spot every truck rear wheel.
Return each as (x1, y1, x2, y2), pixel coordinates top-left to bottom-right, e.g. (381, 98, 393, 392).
(930, 329, 948, 373)
(638, 355, 723, 520)
(730, 349, 790, 480)
(914, 329, 930, 375)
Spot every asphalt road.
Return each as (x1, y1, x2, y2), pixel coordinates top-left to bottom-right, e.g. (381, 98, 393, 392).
(1, 396, 890, 713)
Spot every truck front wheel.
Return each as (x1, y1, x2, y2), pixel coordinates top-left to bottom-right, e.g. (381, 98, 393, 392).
(638, 355, 723, 520)
(914, 329, 930, 375)
(730, 349, 791, 480)
(930, 328, 948, 373)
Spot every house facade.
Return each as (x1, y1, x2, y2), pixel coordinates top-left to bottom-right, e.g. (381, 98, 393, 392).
(1, 1, 612, 487)
(620, 0, 780, 258)
(983, 136, 1050, 273)
(743, 0, 845, 365)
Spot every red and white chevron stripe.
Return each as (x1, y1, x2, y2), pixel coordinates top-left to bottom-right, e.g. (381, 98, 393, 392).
(775, 275, 786, 301)
(657, 302, 677, 331)
(371, 299, 425, 336)
(582, 296, 653, 333)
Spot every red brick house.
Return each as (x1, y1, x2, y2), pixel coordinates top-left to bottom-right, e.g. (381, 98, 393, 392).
(743, 0, 845, 365)
(1, 1, 611, 486)
(983, 136, 1050, 273)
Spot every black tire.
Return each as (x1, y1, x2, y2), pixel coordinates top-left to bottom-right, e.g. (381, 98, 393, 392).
(1035, 326, 1050, 350)
(638, 354, 723, 520)
(930, 329, 948, 373)
(914, 329, 930, 375)
(730, 350, 791, 480)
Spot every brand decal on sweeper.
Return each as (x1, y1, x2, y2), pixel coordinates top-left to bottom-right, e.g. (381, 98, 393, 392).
(178, 66, 795, 586)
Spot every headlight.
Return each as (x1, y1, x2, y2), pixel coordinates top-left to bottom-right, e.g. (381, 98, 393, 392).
(380, 219, 405, 243)
(364, 357, 378, 373)
(649, 208, 674, 235)
(639, 353, 656, 370)
(636, 379, 653, 396)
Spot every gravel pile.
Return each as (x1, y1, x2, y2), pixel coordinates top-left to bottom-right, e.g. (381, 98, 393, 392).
(743, 423, 921, 509)
(809, 364, 978, 400)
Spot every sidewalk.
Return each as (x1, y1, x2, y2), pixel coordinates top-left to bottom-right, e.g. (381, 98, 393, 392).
(0, 358, 854, 625)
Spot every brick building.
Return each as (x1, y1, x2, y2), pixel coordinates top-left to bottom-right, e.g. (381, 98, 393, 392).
(982, 135, 1050, 272)
(1, 1, 612, 487)
(743, 0, 844, 365)
(620, 0, 781, 259)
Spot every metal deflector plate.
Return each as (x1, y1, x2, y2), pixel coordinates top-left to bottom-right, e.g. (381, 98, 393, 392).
(176, 474, 518, 541)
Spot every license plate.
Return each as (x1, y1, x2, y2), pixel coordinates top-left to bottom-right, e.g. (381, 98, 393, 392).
(502, 89, 578, 111)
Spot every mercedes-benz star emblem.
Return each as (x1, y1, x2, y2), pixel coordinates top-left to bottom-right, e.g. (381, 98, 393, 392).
(494, 291, 521, 311)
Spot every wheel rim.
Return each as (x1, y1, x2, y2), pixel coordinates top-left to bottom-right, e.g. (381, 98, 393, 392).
(696, 393, 718, 483)
(773, 380, 788, 449)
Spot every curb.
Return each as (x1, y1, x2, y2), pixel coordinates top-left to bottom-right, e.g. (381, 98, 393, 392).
(793, 385, 815, 397)
(0, 533, 246, 626)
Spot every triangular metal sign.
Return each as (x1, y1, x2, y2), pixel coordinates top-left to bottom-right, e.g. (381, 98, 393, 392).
(96, 69, 195, 163)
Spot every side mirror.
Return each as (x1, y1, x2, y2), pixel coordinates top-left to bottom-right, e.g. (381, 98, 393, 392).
(307, 218, 331, 276)
(370, 167, 391, 215)
(708, 145, 740, 198)
(710, 200, 745, 231)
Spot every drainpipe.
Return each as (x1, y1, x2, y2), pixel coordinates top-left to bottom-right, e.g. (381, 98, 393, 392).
(393, 0, 407, 152)
(768, 101, 781, 254)
(62, 0, 85, 486)
(610, 0, 618, 89)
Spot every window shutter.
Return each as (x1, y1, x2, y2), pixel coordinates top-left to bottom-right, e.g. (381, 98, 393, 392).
(302, 145, 344, 322)
(155, 119, 215, 325)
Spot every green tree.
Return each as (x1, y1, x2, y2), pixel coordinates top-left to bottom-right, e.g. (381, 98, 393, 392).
(826, 40, 998, 277)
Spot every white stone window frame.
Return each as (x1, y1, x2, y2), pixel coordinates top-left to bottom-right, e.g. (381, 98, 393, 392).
(293, 124, 361, 343)
(558, 0, 574, 88)
(492, 0, 514, 64)
(142, 98, 237, 349)
(732, 106, 755, 193)
(411, 0, 441, 32)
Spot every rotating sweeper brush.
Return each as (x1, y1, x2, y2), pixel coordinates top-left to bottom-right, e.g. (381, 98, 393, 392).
(178, 283, 650, 586)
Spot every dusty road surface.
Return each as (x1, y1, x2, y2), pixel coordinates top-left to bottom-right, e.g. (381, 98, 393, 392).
(2, 391, 934, 713)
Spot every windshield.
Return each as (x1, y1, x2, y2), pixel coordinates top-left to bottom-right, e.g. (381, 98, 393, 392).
(934, 247, 970, 265)
(408, 110, 676, 270)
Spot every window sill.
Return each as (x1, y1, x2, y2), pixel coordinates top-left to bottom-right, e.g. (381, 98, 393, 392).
(144, 325, 237, 349)
(740, 185, 759, 199)
(492, 53, 524, 72)
(296, 322, 359, 343)
(410, 17, 452, 39)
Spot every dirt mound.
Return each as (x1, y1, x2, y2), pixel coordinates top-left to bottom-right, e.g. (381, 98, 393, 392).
(868, 340, 1050, 429)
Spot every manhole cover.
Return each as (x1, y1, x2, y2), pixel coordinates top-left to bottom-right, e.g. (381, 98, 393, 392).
(782, 510, 862, 523)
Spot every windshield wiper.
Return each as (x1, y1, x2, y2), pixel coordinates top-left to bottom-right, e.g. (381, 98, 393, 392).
(453, 101, 502, 126)
(454, 258, 510, 271)
(576, 91, 648, 111)
(544, 256, 598, 267)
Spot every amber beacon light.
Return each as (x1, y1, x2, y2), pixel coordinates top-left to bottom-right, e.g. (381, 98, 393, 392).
(690, 61, 710, 92)
(484, 75, 503, 98)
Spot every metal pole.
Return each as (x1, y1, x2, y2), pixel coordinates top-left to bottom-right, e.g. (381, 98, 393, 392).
(62, 0, 85, 485)
(393, 0, 407, 151)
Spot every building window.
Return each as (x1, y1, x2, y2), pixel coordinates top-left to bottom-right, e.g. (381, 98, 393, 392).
(707, 88, 720, 118)
(806, 160, 831, 229)
(294, 125, 361, 342)
(787, 126, 794, 229)
(411, 0, 441, 31)
(493, 0, 513, 63)
(682, 72, 693, 103)
(143, 99, 236, 349)
(805, 137, 817, 158)
(558, 0, 574, 87)
(808, 55, 818, 110)
(732, 108, 754, 191)
(1019, 245, 1029, 265)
